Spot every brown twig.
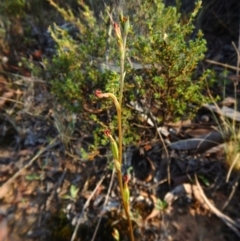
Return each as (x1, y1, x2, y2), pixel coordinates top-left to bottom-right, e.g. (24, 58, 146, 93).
(71, 174, 106, 241)
(195, 174, 240, 237)
(90, 167, 115, 241)
(205, 59, 240, 72)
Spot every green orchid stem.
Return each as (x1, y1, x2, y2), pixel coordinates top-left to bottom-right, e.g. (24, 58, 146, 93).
(116, 170, 134, 241)
(97, 91, 134, 241)
(97, 20, 134, 241)
(118, 33, 134, 241)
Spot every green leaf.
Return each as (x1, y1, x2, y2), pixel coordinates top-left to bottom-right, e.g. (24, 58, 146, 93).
(70, 185, 79, 199)
(198, 175, 210, 187)
(62, 194, 72, 200)
(25, 174, 40, 181)
(155, 198, 168, 210)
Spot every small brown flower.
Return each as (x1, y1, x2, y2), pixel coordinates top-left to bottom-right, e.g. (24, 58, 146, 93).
(113, 22, 122, 40)
(123, 174, 130, 184)
(95, 89, 102, 98)
(104, 129, 111, 137)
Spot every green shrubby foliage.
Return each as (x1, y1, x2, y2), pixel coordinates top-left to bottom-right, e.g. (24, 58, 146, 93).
(47, 0, 212, 144)
(0, 0, 26, 17)
(127, 0, 210, 123)
(47, 1, 117, 112)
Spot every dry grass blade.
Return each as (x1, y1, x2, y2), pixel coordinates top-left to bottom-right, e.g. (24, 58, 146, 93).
(226, 153, 240, 182)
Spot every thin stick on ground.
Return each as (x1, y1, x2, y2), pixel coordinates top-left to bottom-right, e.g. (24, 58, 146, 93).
(71, 173, 106, 241)
(226, 153, 240, 182)
(205, 59, 240, 72)
(195, 174, 240, 237)
(0, 137, 59, 196)
(90, 167, 115, 241)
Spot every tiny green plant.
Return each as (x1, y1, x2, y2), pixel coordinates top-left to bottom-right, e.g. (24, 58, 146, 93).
(62, 184, 79, 202)
(25, 173, 41, 181)
(198, 175, 210, 187)
(155, 198, 168, 211)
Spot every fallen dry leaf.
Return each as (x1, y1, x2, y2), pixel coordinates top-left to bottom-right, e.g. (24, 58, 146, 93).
(0, 184, 10, 200)
(169, 131, 228, 153)
(0, 214, 8, 241)
(204, 104, 240, 122)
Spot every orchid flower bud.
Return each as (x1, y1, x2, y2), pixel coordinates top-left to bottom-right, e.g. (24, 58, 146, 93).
(113, 22, 122, 40)
(105, 129, 119, 161)
(112, 228, 120, 241)
(123, 175, 130, 205)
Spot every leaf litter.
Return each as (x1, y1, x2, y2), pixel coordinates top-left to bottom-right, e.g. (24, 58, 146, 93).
(1, 57, 240, 241)
(1, 2, 240, 241)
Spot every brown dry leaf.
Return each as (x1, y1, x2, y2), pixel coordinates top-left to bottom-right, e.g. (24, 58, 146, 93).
(158, 126, 170, 137)
(0, 164, 13, 174)
(0, 213, 22, 241)
(0, 184, 10, 200)
(143, 143, 152, 151)
(169, 131, 227, 153)
(221, 97, 236, 107)
(203, 143, 225, 156)
(184, 127, 214, 138)
(192, 184, 210, 211)
(0, 214, 8, 241)
(0, 90, 15, 108)
(167, 119, 192, 130)
(204, 104, 240, 122)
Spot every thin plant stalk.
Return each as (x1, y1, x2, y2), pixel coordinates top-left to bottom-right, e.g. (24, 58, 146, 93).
(119, 34, 127, 108)
(115, 17, 134, 241)
(95, 16, 134, 241)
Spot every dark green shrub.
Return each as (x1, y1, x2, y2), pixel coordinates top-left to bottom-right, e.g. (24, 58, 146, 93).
(46, 0, 213, 144)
